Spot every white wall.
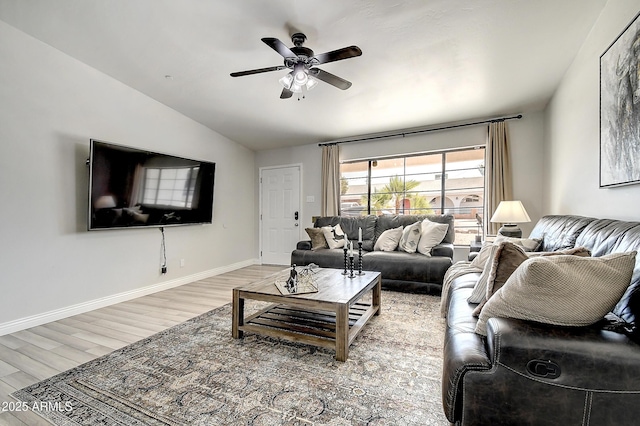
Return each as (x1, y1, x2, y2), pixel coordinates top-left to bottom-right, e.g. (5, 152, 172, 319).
(255, 111, 545, 253)
(0, 21, 257, 332)
(545, 0, 640, 218)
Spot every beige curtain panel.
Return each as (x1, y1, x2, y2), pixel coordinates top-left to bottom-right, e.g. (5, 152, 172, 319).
(321, 144, 340, 216)
(484, 121, 513, 235)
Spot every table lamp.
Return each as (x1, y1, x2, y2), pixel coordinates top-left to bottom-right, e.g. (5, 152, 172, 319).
(490, 200, 531, 238)
(94, 195, 116, 209)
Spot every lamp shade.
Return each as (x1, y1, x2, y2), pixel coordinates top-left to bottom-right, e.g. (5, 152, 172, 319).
(94, 195, 116, 209)
(279, 73, 294, 89)
(490, 200, 531, 224)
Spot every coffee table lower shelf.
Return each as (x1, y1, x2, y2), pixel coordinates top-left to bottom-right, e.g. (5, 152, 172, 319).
(238, 302, 377, 356)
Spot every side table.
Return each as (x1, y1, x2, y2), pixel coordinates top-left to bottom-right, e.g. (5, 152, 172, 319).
(468, 239, 482, 261)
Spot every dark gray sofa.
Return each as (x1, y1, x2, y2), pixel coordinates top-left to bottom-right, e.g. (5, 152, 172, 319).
(291, 214, 454, 293)
(442, 215, 640, 425)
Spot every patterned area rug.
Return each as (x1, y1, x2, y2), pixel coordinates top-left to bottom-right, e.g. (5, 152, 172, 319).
(12, 291, 448, 425)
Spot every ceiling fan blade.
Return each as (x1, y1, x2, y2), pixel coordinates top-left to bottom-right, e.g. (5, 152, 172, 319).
(280, 88, 293, 99)
(313, 46, 362, 65)
(230, 65, 286, 77)
(261, 37, 296, 58)
(309, 68, 352, 90)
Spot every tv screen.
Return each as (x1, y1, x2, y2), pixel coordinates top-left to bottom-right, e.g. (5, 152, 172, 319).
(88, 139, 215, 230)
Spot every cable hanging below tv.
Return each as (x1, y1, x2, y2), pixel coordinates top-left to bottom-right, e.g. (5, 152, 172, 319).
(88, 139, 216, 231)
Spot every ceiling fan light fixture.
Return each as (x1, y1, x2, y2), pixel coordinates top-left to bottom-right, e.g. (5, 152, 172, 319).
(290, 76, 318, 93)
(293, 67, 309, 86)
(279, 72, 294, 90)
(306, 77, 318, 91)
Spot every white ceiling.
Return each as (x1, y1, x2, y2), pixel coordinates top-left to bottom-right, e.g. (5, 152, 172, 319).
(0, 0, 607, 151)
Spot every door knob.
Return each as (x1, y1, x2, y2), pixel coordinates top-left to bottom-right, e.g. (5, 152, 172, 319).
(294, 211, 299, 220)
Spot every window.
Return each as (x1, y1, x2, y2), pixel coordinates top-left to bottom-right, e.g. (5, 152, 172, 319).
(340, 147, 485, 245)
(142, 166, 199, 208)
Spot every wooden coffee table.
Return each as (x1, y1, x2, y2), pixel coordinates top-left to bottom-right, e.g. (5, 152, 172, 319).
(232, 268, 381, 361)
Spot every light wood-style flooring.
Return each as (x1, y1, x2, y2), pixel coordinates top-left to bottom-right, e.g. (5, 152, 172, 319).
(0, 264, 283, 426)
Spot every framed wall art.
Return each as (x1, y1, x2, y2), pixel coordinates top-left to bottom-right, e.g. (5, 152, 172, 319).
(600, 11, 640, 188)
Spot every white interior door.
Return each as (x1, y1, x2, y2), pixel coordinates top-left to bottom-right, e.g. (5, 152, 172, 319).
(260, 166, 301, 265)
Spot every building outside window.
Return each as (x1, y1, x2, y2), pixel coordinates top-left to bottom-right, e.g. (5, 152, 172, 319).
(339, 146, 485, 245)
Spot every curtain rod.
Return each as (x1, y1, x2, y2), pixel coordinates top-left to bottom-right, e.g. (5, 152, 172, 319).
(318, 114, 523, 147)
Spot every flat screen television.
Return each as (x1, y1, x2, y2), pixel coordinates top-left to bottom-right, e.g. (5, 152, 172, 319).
(88, 139, 215, 230)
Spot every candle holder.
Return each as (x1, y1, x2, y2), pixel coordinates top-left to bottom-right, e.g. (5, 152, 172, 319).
(342, 245, 349, 275)
(348, 254, 355, 278)
(357, 241, 365, 275)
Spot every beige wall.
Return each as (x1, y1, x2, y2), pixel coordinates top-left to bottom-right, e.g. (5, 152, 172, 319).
(545, 0, 640, 219)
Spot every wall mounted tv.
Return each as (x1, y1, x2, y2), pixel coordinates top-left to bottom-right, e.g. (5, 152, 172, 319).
(88, 139, 215, 231)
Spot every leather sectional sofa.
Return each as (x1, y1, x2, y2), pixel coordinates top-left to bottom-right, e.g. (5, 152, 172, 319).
(442, 215, 640, 425)
(290, 214, 455, 293)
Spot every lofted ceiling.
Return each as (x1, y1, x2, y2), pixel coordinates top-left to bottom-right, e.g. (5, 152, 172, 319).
(0, 0, 607, 151)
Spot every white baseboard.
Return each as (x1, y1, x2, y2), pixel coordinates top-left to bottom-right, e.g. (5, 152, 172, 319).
(0, 258, 260, 336)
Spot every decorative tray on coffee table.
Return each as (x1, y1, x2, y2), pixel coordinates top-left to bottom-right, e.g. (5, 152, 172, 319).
(274, 264, 319, 295)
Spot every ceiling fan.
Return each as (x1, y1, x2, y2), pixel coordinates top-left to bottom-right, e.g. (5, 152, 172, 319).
(230, 33, 362, 99)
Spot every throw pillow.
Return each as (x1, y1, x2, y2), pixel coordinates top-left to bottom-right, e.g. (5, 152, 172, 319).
(528, 246, 591, 258)
(305, 228, 329, 250)
(398, 221, 422, 253)
(494, 235, 542, 252)
(417, 219, 450, 256)
(469, 243, 496, 269)
(374, 226, 403, 251)
(471, 243, 591, 316)
(474, 251, 637, 336)
(470, 236, 543, 271)
(321, 224, 347, 249)
(467, 244, 498, 304)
